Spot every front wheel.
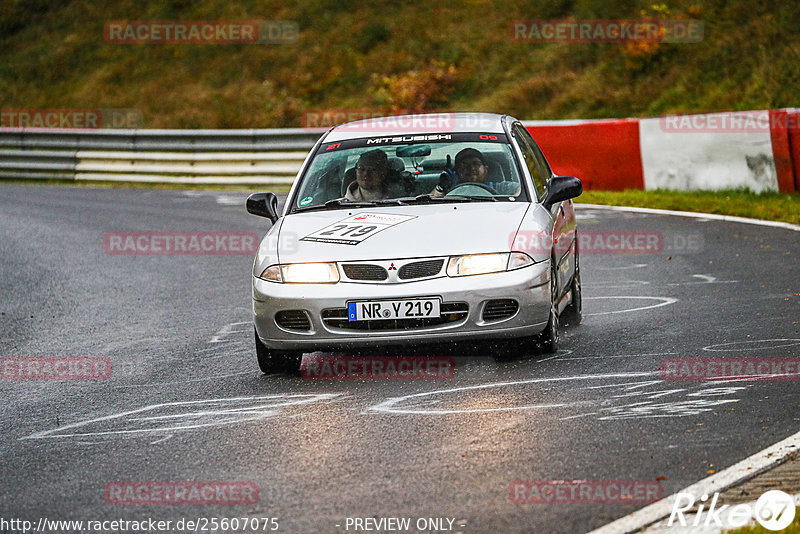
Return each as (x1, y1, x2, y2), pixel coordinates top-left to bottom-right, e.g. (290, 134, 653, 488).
(254, 330, 302, 374)
(536, 262, 560, 353)
(561, 239, 582, 326)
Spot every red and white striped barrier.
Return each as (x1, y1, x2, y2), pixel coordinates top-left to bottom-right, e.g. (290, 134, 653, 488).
(524, 109, 799, 192)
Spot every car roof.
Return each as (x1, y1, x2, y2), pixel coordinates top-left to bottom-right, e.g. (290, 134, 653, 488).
(323, 112, 515, 142)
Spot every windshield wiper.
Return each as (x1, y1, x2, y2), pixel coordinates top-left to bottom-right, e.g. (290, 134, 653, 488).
(294, 198, 377, 213)
(450, 195, 499, 202)
(395, 194, 470, 204)
(373, 198, 408, 205)
(397, 194, 497, 204)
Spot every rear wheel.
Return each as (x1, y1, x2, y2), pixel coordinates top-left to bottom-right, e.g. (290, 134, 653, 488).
(255, 329, 302, 375)
(561, 239, 582, 326)
(536, 261, 560, 353)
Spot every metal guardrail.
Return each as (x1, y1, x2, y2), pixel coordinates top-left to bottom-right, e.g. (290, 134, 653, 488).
(0, 128, 325, 184)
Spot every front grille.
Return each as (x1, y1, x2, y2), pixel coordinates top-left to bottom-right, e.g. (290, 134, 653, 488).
(322, 302, 469, 331)
(342, 264, 388, 281)
(398, 259, 444, 280)
(482, 299, 519, 322)
(275, 310, 312, 331)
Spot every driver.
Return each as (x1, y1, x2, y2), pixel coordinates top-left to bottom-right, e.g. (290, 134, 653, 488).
(454, 147, 490, 184)
(345, 149, 391, 201)
(432, 148, 518, 196)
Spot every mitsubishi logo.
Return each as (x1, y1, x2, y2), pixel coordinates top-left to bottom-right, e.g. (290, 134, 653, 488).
(388, 263, 397, 270)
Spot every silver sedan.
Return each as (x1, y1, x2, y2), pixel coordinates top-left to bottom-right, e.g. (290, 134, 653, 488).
(246, 113, 582, 373)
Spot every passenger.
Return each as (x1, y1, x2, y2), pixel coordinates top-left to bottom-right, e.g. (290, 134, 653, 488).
(345, 149, 391, 201)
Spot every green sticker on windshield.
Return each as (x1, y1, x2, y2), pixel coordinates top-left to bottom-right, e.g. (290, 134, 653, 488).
(300, 196, 313, 206)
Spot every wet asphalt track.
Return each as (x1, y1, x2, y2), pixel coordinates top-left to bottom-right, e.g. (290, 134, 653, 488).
(0, 184, 798, 534)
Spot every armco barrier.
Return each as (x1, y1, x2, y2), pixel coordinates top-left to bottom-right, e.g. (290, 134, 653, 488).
(2, 112, 798, 190)
(0, 128, 322, 184)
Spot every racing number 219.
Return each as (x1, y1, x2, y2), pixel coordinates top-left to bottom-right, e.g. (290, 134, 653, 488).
(318, 224, 378, 237)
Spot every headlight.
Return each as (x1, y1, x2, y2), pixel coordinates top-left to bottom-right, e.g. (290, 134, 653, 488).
(447, 252, 536, 277)
(447, 253, 508, 276)
(259, 263, 340, 283)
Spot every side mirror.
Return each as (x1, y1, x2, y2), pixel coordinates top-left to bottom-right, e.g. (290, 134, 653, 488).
(543, 176, 582, 210)
(246, 192, 280, 223)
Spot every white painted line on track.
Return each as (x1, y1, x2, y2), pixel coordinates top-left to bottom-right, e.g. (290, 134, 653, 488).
(21, 394, 342, 439)
(560, 413, 599, 420)
(596, 263, 649, 271)
(210, 321, 251, 343)
(537, 354, 563, 362)
(578, 204, 800, 232)
(668, 274, 738, 286)
(587, 431, 800, 534)
(367, 372, 656, 415)
(583, 296, 678, 316)
(702, 339, 800, 352)
(591, 281, 651, 289)
(561, 352, 678, 361)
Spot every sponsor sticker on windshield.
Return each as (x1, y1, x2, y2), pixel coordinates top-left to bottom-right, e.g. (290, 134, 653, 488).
(301, 213, 416, 245)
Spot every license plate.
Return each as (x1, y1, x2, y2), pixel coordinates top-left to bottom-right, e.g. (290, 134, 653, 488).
(347, 298, 441, 321)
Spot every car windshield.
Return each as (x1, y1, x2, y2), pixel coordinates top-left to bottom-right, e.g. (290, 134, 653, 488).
(291, 133, 527, 211)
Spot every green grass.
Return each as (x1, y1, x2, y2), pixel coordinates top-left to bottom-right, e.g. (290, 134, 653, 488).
(578, 189, 800, 225)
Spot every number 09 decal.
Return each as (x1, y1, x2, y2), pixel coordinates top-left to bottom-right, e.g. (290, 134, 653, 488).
(301, 213, 417, 245)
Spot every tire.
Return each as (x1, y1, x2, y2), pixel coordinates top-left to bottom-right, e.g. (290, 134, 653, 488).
(254, 329, 302, 374)
(561, 238, 582, 326)
(536, 261, 560, 353)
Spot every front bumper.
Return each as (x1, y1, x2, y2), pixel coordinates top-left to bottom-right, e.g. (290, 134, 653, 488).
(253, 261, 550, 351)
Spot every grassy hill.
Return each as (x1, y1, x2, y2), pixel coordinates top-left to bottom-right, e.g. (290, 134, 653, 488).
(1, 0, 799, 128)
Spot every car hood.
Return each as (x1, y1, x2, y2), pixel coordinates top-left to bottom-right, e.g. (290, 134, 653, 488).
(277, 203, 531, 263)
